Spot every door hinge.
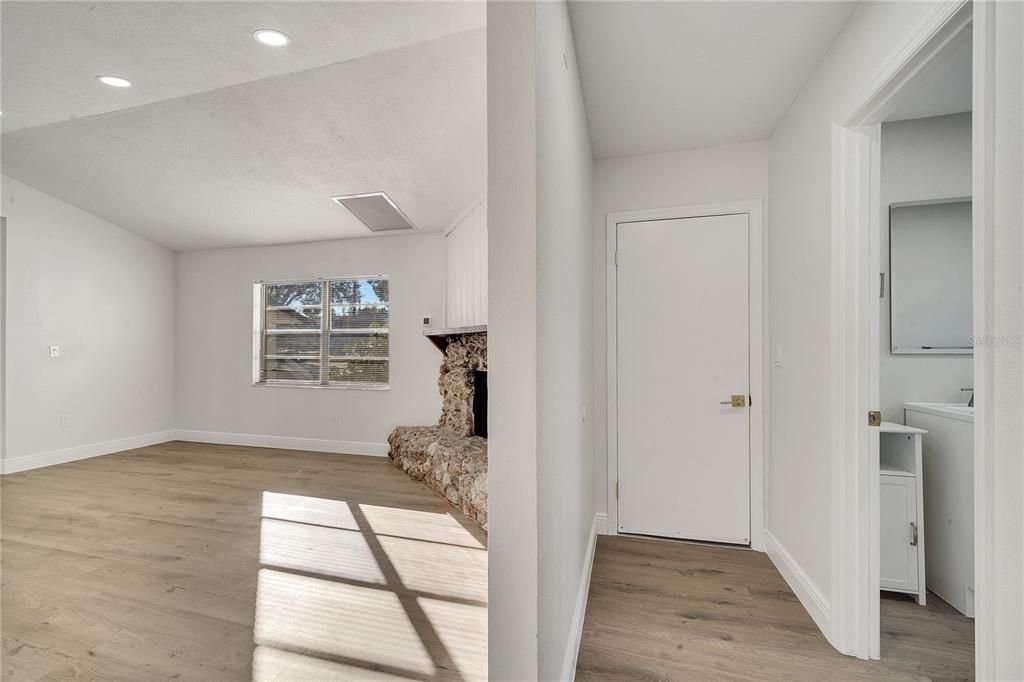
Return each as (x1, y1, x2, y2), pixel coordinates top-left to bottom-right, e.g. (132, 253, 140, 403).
(880, 272, 886, 298)
(868, 410, 882, 426)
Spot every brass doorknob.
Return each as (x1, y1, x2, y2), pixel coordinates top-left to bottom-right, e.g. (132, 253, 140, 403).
(720, 395, 747, 407)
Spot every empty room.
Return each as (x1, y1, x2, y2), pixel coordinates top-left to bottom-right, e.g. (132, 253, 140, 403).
(1, 2, 489, 679)
(3, 1, 1023, 681)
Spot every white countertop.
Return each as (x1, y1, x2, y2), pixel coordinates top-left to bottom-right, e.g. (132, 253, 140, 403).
(880, 421, 927, 435)
(904, 402, 974, 423)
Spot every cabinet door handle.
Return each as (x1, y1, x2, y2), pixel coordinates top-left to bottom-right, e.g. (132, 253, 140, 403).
(910, 522, 918, 547)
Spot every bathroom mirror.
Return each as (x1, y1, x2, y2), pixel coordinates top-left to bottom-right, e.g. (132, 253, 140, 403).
(889, 197, 972, 355)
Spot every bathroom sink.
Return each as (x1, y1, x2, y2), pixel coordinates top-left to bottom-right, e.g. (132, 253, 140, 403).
(904, 402, 974, 422)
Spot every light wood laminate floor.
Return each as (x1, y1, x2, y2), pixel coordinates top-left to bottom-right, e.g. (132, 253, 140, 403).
(577, 535, 974, 681)
(1, 442, 488, 681)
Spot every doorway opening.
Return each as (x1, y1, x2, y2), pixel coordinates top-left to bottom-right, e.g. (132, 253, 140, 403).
(875, 28, 975, 674)
(828, 1, 1003, 675)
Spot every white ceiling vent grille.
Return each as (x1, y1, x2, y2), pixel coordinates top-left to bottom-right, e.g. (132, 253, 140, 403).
(331, 192, 416, 232)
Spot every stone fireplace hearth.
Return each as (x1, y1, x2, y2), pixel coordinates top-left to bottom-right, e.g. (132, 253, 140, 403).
(388, 327, 488, 528)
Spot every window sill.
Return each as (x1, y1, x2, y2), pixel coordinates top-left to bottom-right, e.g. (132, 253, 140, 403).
(252, 381, 390, 391)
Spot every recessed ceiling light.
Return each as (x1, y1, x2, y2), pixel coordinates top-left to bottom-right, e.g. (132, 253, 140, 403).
(253, 29, 290, 47)
(96, 75, 132, 88)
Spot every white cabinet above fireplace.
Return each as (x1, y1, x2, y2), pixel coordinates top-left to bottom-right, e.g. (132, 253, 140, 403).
(445, 198, 487, 327)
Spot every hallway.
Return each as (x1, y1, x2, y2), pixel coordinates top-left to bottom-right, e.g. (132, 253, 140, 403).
(577, 536, 973, 681)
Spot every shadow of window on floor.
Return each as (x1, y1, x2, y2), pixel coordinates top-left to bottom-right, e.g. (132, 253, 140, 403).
(252, 492, 487, 681)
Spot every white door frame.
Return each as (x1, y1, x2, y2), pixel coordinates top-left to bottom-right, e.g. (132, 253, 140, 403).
(605, 199, 766, 551)
(0, 216, 5, 470)
(829, 0, 1000, 665)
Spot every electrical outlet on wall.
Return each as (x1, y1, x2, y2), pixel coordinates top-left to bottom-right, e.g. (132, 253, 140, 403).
(59, 415, 70, 427)
(49, 345, 61, 358)
(772, 345, 784, 368)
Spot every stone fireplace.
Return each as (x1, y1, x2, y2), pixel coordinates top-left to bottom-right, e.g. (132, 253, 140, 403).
(437, 330, 487, 437)
(388, 326, 488, 528)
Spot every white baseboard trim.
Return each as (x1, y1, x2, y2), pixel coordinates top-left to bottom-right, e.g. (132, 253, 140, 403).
(594, 512, 609, 535)
(1, 430, 176, 475)
(765, 530, 832, 639)
(173, 430, 389, 457)
(0, 429, 389, 474)
(560, 513, 600, 682)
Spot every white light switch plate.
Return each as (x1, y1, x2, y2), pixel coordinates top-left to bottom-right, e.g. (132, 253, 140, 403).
(772, 345, 784, 368)
(49, 345, 61, 358)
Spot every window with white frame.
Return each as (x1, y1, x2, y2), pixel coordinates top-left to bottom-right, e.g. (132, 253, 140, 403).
(253, 276, 389, 388)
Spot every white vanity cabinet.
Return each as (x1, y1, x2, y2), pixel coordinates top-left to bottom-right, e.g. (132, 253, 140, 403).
(879, 422, 927, 604)
(905, 403, 975, 617)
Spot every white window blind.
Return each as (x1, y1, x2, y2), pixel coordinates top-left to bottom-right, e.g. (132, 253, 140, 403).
(253, 276, 389, 388)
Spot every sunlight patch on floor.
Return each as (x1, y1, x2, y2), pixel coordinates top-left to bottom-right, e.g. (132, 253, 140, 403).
(253, 492, 487, 681)
(418, 597, 488, 677)
(254, 568, 435, 676)
(379, 535, 488, 604)
(261, 491, 359, 530)
(253, 645, 419, 681)
(361, 503, 485, 549)
(259, 517, 386, 584)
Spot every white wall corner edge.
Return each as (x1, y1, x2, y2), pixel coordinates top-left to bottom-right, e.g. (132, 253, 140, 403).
(765, 531, 833, 644)
(560, 513, 600, 682)
(172, 430, 389, 457)
(0, 430, 177, 475)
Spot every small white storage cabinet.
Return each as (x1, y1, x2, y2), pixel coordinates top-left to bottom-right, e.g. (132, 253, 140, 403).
(879, 422, 927, 604)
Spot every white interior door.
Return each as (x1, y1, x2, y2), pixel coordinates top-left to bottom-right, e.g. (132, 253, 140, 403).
(616, 213, 751, 544)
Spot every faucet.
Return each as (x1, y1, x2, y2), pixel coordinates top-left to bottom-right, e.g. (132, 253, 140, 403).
(961, 387, 974, 407)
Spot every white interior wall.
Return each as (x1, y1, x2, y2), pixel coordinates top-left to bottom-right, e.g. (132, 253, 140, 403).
(1, 215, 6, 465)
(880, 113, 973, 422)
(174, 234, 444, 452)
(535, 1, 595, 678)
(487, 1, 595, 678)
(766, 0, 955, 634)
(486, 1, 539, 678)
(591, 141, 770, 516)
(445, 199, 488, 327)
(0, 175, 176, 473)
(980, 2, 1023, 676)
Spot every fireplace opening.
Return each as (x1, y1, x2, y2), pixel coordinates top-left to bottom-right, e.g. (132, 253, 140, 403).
(473, 370, 488, 439)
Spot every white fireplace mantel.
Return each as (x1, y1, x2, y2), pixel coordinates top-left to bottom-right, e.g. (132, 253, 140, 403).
(424, 324, 487, 353)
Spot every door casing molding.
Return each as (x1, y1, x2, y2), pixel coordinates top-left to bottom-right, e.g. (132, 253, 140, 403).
(828, 0, 987, 664)
(605, 199, 766, 552)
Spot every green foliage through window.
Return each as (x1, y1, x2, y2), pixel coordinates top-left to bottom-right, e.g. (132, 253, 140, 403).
(257, 277, 389, 387)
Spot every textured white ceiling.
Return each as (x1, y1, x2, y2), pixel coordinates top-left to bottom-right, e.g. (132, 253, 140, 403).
(886, 32, 972, 123)
(2, 30, 486, 251)
(569, 1, 857, 159)
(0, 2, 485, 251)
(1, 1, 485, 132)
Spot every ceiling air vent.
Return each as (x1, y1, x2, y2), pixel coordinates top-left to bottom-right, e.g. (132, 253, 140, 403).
(331, 192, 416, 232)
